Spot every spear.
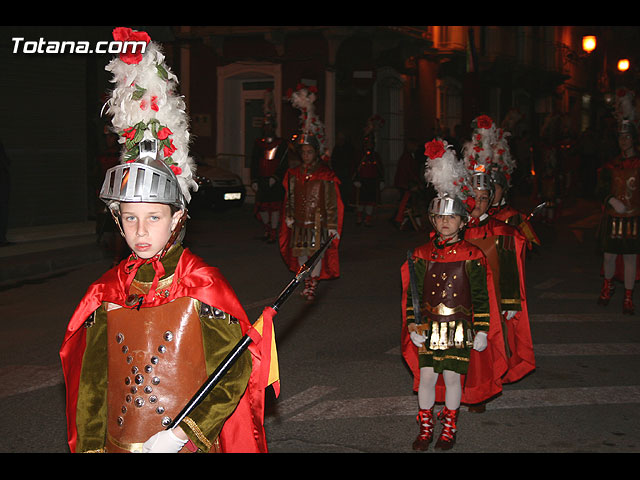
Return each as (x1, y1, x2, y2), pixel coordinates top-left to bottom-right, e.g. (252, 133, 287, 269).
(166, 233, 337, 430)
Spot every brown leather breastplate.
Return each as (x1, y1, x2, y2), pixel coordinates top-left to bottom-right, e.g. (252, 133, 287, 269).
(294, 178, 325, 226)
(105, 293, 207, 453)
(423, 260, 472, 322)
(608, 167, 640, 216)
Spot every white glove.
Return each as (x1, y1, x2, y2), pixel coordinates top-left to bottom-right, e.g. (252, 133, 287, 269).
(328, 228, 340, 240)
(269, 177, 276, 187)
(410, 330, 427, 348)
(353, 181, 362, 188)
(142, 429, 188, 453)
(504, 310, 517, 320)
(251, 182, 258, 192)
(609, 197, 627, 214)
(285, 217, 294, 228)
(473, 331, 488, 352)
(379, 181, 385, 189)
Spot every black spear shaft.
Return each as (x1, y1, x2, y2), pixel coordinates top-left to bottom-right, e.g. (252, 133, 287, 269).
(167, 233, 337, 430)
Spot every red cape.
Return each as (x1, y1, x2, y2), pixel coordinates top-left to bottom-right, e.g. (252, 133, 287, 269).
(59, 248, 277, 453)
(465, 218, 536, 383)
(400, 240, 508, 405)
(278, 164, 344, 279)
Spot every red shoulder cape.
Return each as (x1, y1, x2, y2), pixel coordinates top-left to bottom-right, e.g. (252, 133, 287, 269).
(278, 164, 344, 279)
(465, 218, 536, 383)
(400, 240, 508, 405)
(59, 248, 276, 453)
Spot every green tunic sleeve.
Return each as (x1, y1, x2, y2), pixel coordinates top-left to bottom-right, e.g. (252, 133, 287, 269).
(179, 305, 252, 452)
(76, 306, 108, 453)
(466, 259, 490, 333)
(497, 237, 522, 311)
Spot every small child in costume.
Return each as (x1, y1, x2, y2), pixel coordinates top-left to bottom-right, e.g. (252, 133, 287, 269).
(401, 139, 507, 451)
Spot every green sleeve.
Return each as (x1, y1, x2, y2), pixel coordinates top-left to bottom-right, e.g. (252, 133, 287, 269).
(466, 259, 490, 333)
(497, 238, 522, 311)
(76, 305, 108, 453)
(179, 303, 252, 452)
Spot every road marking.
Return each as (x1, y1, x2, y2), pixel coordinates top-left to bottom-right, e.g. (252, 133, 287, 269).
(0, 364, 63, 399)
(532, 278, 564, 290)
(265, 386, 337, 425)
(529, 313, 632, 322)
(285, 385, 640, 421)
(534, 343, 640, 356)
(538, 292, 596, 300)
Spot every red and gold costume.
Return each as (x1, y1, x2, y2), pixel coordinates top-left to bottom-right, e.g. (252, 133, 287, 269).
(489, 202, 540, 249)
(251, 136, 288, 213)
(401, 238, 508, 405)
(60, 246, 277, 453)
(464, 216, 535, 384)
(279, 162, 344, 279)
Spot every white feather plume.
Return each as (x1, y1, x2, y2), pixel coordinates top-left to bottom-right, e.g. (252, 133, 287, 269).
(424, 139, 470, 200)
(104, 39, 197, 203)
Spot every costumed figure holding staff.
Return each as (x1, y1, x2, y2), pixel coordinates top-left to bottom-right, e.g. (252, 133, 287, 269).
(353, 115, 385, 226)
(60, 27, 278, 453)
(250, 89, 288, 243)
(279, 84, 344, 301)
(462, 116, 535, 397)
(596, 87, 640, 314)
(401, 139, 507, 451)
(488, 126, 541, 249)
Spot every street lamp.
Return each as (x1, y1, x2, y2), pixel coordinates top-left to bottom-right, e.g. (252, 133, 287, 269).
(617, 58, 630, 72)
(582, 35, 597, 54)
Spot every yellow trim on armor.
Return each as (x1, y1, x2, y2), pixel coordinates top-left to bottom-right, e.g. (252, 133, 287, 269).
(106, 432, 144, 453)
(183, 416, 212, 451)
(501, 298, 521, 305)
(473, 313, 490, 317)
(423, 302, 472, 316)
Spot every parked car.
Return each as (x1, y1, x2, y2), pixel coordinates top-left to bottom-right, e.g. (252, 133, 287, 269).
(191, 158, 246, 210)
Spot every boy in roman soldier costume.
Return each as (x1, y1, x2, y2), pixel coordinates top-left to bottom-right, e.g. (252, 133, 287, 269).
(279, 85, 343, 301)
(596, 88, 640, 314)
(401, 139, 507, 451)
(462, 116, 535, 391)
(60, 28, 278, 453)
(250, 91, 288, 243)
(353, 115, 385, 226)
(488, 127, 540, 248)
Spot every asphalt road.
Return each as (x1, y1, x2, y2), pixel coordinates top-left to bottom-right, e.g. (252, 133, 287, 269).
(1, 197, 639, 454)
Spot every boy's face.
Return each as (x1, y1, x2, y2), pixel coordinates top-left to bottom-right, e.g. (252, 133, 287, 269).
(120, 202, 184, 259)
(300, 145, 317, 166)
(471, 188, 491, 218)
(433, 214, 464, 238)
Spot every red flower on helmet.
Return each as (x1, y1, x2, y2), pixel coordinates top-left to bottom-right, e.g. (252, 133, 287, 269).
(424, 139, 446, 159)
(169, 165, 182, 176)
(163, 140, 176, 158)
(112, 27, 151, 65)
(157, 127, 173, 140)
(476, 115, 493, 130)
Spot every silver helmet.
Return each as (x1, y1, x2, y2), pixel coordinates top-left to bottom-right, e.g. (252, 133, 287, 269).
(100, 139, 186, 211)
(429, 194, 469, 221)
(470, 171, 495, 202)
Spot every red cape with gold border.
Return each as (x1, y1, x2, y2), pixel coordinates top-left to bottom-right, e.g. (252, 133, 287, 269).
(400, 239, 508, 405)
(278, 164, 344, 279)
(59, 248, 276, 453)
(465, 218, 536, 383)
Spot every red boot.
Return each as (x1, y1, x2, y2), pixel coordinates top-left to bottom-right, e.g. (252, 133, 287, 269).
(412, 407, 434, 451)
(434, 407, 459, 450)
(623, 289, 634, 315)
(597, 278, 615, 306)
